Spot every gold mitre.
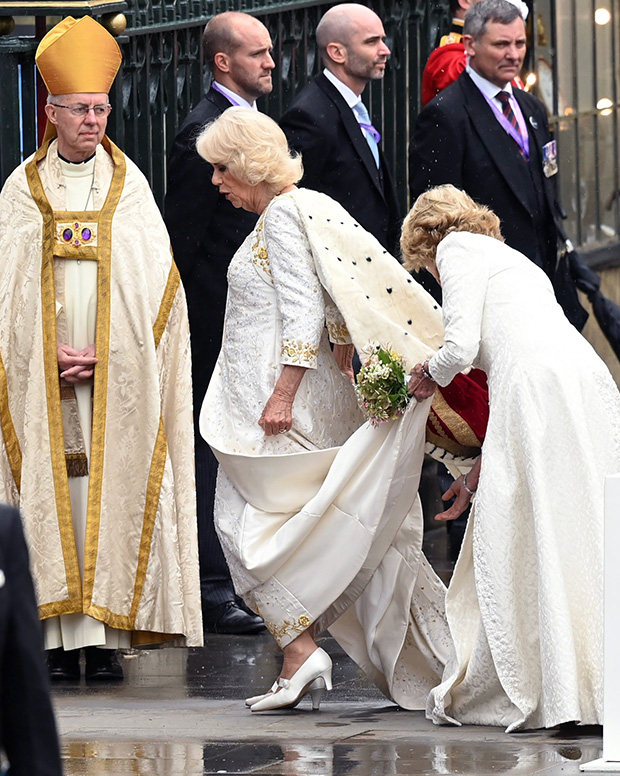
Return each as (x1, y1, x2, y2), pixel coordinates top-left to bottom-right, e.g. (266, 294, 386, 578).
(36, 16, 122, 95)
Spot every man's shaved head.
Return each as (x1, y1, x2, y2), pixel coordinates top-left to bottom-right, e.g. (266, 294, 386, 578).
(315, 3, 389, 93)
(202, 11, 274, 102)
(203, 12, 266, 68)
(316, 4, 382, 62)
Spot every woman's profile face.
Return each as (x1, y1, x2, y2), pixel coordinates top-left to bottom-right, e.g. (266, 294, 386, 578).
(211, 163, 259, 212)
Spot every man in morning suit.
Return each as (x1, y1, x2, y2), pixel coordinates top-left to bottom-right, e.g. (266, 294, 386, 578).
(164, 11, 274, 635)
(410, 0, 586, 329)
(0, 505, 62, 775)
(279, 3, 401, 254)
(420, 0, 527, 107)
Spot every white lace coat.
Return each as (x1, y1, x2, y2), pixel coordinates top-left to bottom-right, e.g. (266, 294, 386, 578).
(201, 194, 452, 707)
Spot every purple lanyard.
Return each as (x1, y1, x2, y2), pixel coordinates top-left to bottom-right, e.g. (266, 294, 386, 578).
(358, 121, 381, 144)
(211, 81, 244, 107)
(483, 91, 530, 160)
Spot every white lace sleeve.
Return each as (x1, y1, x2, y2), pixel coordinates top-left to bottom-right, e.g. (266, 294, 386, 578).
(263, 197, 325, 369)
(428, 232, 490, 386)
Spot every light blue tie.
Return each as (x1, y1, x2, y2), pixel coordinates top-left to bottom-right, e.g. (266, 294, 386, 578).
(353, 101, 380, 167)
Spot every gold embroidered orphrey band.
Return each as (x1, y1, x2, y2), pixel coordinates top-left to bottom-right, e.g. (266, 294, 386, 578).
(24, 135, 126, 620)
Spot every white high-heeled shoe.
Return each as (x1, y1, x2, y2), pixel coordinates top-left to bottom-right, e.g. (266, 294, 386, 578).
(245, 681, 278, 707)
(250, 647, 332, 712)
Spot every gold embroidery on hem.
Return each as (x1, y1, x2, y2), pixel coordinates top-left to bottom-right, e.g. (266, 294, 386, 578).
(41, 600, 182, 643)
(264, 613, 312, 641)
(38, 593, 84, 620)
(131, 631, 180, 647)
(85, 603, 133, 630)
(86, 604, 184, 640)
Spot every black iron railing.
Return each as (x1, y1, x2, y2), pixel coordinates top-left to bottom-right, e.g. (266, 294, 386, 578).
(0, 36, 38, 184)
(1, 0, 619, 266)
(0, 0, 446, 214)
(108, 0, 447, 213)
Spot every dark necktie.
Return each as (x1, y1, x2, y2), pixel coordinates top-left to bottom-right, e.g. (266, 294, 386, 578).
(497, 90, 518, 129)
(497, 89, 526, 158)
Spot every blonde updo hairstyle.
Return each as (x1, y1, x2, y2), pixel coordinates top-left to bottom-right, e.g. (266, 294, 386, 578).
(401, 184, 503, 272)
(196, 106, 303, 193)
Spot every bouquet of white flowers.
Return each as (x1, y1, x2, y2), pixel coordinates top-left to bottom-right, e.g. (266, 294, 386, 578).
(355, 346, 412, 426)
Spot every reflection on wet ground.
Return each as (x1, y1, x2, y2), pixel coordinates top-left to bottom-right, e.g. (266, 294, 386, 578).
(52, 528, 603, 775)
(59, 734, 604, 776)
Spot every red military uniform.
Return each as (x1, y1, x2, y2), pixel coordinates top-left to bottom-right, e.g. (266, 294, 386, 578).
(421, 19, 524, 106)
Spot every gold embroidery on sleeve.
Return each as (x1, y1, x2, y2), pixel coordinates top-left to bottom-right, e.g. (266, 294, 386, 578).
(281, 338, 319, 365)
(327, 321, 350, 344)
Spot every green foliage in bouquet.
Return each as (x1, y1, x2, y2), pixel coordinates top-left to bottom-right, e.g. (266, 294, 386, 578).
(355, 346, 412, 425)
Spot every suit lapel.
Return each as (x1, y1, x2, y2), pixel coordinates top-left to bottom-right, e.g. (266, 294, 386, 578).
(316, 74, 384, 198)
(459, 74, 535, 216)
(513, 88, 546, 148)
(206, 86, 238, 114)
(513, 88, 556, 206)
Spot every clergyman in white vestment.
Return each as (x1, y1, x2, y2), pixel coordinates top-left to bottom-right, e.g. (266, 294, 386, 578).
(0, 16, 202, 681)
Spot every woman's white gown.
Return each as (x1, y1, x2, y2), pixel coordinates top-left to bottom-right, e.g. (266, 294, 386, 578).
(201, 195, 452, 708)
(426, 232, 620, 730)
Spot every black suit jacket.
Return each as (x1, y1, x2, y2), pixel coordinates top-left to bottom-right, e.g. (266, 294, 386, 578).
(0, 505, 62, 776)
(164, 87, 258, 425)
(409, 71, 586, 328)
(280, 73, 401, 254)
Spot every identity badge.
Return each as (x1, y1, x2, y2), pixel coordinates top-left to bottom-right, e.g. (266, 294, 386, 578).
(542, 140, 558, 177)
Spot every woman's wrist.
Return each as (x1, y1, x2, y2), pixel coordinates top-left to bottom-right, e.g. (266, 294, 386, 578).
(274, 364, 307, 402)
(420, 360, 435, 382)
(271, 387, 296, 404)
(462, 473, 476, 496)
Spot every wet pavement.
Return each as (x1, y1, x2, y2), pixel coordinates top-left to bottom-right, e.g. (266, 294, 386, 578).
(51, 528, 604, 775)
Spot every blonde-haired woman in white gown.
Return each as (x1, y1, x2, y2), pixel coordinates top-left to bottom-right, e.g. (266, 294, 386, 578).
(196, 108, 454, 713)
(404, 184, 620, 731)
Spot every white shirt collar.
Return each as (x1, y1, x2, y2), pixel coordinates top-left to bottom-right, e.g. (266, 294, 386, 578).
(466, 63, 513, 100)
(212, 81, 257, 110)
(323, 68, 360, 109)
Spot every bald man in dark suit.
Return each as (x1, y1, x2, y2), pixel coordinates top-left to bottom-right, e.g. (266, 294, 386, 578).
(280, 3, 401, 255)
